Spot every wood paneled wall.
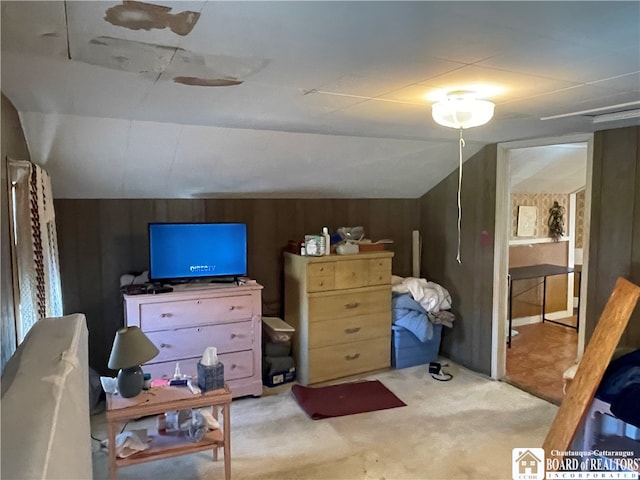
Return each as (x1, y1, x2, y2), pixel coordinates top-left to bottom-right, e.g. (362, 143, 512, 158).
(418, 145, 497, 375)
(54, 198, 419, 373)
(1, 94, 31, 372)
(587, 126, 640, 348)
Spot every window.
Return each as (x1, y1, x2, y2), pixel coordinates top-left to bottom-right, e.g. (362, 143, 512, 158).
(7, 160, 62, 343)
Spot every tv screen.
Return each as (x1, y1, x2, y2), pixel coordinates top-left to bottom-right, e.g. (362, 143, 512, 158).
(148, 222, 247, 282)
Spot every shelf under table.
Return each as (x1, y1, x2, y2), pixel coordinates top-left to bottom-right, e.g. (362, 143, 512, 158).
(106, 385, 232, 480)
(116, 429, 224, 467)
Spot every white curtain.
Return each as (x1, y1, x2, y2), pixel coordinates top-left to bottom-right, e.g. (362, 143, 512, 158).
(8, 160, 63, 343)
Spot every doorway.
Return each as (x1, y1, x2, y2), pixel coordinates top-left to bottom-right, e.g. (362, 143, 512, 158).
(491, 134, 593, 405)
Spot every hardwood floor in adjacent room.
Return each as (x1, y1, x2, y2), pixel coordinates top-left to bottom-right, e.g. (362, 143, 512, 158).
(506, 316, 578, 405)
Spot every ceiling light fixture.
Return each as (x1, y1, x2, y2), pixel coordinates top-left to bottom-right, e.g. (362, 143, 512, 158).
(431, 90, 495, 264)
(431, 90, 495, 129)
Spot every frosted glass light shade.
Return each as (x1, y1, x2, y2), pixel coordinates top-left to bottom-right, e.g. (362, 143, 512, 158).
(432, 95, 495, 129)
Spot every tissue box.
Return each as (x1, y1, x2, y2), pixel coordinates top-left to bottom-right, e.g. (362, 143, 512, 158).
(197, 362, 224, 392)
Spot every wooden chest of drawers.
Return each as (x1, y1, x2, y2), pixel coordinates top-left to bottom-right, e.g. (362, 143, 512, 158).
(124, 283, 263, 398)
(284, 251, 394, 385)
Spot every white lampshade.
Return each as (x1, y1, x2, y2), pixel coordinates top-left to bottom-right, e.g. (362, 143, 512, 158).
(432, 92, 495, 129)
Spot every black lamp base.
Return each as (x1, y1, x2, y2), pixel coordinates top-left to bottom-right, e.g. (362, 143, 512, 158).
(117, 366, 144, 398)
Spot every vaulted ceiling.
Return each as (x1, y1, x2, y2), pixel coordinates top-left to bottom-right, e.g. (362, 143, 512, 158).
(2, 1, 638, 198)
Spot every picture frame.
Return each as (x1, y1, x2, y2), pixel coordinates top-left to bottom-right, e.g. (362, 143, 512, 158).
(517, 205, 537, 237)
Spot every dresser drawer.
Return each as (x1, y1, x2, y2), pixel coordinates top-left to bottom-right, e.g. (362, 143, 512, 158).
(308, 288, 391, 322)
(307, 263, 335, 292)
(143, 349, 254, 381)
(308, 336, 390, 384)
(146, 320, 254, 363)
(307, 274, 334, 292)
(334, 260, 369, 289)
(219, 350, 255, 381)
(139, 294, 255, 331)
(307, 262, 335, 278)
(368, 258, 392, 285)
(308, 313, 391, 349)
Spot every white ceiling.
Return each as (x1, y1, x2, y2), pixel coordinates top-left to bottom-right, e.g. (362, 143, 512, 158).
(1, 1, 639, 199)
(510, 143, 587, 194)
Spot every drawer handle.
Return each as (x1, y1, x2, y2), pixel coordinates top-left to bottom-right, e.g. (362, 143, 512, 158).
(231, 364, 237, 370)
(344, 327, 360, 334)
(160, 343, 170, 348)
(345, 353, 360, 361)
(229, 305, 241, 311)
(319, 281, 324, 287)
(160, 313, 171, 318)
(230, 333, 237, 339)
(344, 302, 359, 309)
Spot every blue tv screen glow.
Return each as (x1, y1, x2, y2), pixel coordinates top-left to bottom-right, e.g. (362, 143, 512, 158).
(148, 223, 247, 282)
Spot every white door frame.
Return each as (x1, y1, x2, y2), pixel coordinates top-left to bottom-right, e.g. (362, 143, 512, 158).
(491, 133, 594, 380)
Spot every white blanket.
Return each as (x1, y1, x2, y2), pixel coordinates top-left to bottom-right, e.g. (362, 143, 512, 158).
(391, 275, 452, 314)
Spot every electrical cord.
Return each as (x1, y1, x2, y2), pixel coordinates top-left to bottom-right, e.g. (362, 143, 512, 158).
(91, 420, 130, 447)
(456, 128, 464, 264)
(429, 362, 453, 381)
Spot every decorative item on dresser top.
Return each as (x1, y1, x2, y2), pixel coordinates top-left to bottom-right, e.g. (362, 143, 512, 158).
(123, 283, 263, 398)
(284, 251, 394, 385)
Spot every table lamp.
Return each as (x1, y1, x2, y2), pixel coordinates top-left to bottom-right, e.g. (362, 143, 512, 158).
(108, 326, 159, 398)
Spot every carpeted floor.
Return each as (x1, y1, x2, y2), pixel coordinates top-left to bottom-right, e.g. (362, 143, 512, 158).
(91, 361, 557, 480)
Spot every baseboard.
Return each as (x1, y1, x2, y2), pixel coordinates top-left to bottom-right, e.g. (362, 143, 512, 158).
(512, 315, 542, 328)
(511, 309, 573, 327)
(546, 309, 573, 321)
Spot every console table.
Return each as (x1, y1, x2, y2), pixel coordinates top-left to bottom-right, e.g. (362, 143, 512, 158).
(508, 263, 581, 348)
(106, 385, 231, 480)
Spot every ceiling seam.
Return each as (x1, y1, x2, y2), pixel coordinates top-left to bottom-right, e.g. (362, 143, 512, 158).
(63, 0, 71, 60)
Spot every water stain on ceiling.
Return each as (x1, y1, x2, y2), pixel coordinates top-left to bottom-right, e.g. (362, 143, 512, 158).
(73, 36, 267, 85)
(104, 0, 200, 36)
(64, 2, 264, 86)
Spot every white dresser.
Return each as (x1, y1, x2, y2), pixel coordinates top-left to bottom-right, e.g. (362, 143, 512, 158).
(284, 251, 394, 385)
(124, 283, 263, 398)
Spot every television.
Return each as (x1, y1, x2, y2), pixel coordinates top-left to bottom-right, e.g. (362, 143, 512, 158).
(148, 222, 247, 283)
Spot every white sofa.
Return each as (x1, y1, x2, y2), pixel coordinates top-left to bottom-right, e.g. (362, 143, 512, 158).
(1, 314, 92, 479)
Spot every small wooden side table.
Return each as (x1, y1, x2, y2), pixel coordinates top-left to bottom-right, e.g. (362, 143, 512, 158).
(106, 385, 232, 480)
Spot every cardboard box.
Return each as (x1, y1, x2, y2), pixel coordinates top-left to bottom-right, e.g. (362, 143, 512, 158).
(263, 367, 296, 387)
